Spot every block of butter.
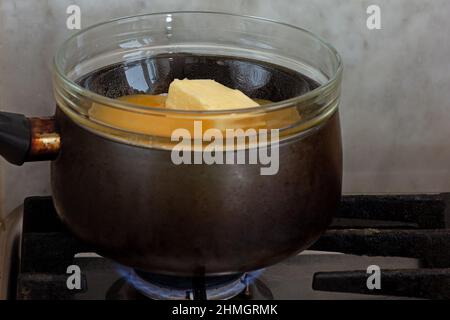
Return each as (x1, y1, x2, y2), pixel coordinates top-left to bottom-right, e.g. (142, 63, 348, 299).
(165, 79, 259, 110)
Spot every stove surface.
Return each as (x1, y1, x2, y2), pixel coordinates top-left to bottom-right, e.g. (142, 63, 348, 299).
(1, 195, 449, 300)
(66, 252, 420, 300)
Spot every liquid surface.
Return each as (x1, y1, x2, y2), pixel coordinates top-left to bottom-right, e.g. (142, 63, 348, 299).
(116, 94, 271, 109)
(117, 94, 167, 108)
(89, 94, 284, 137)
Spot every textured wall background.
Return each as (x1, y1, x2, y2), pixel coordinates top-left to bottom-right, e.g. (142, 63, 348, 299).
(1, 0, 450, 217)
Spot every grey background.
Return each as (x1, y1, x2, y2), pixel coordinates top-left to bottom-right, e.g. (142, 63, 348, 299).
(1, 0, 449, 217)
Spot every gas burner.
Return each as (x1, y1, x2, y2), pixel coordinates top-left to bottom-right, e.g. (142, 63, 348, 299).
(104, 269, 273, 300)
(114, 268, 250, 300)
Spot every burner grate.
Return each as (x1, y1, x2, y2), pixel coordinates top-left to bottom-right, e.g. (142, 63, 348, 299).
(14, 194, 450, 300)
(17, 197, 87, 299)
(311, 193, 450, 299)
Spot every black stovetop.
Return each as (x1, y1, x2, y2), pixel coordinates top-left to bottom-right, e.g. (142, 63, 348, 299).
(12, 194, 450, 300)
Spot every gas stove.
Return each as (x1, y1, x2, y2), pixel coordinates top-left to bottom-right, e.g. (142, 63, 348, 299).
(1, 194, 449, 300)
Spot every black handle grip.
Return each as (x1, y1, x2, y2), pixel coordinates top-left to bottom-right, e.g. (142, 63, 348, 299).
(0, 112, 31, 165)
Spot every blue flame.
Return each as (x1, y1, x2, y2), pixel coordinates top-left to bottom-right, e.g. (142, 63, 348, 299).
(114, 264, 265, 300)
(114, 264, 187, 299)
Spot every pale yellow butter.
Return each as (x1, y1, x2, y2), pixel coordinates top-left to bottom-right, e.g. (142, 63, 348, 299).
(165, 79, 259, 110)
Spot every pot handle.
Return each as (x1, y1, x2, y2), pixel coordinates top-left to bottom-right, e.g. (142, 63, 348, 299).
(0, 111, 60, 165)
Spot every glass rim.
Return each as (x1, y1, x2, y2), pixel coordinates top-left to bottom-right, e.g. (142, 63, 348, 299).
(53, 11, 343, 115)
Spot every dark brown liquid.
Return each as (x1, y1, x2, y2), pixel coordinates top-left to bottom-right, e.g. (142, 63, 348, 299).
(77, 53, 319, 102)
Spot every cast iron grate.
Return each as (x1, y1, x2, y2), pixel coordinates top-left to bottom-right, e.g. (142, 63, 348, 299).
(311, 194, 450, 299)
(15, 194, 450, 300)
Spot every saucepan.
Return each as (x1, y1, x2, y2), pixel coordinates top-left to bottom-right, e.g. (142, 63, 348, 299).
(0, 12, 342, 276)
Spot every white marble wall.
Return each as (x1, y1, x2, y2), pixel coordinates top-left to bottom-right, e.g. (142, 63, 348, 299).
(1, 0, 450, 216)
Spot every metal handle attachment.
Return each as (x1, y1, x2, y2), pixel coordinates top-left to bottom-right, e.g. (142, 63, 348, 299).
(0, 112, 60, 165)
